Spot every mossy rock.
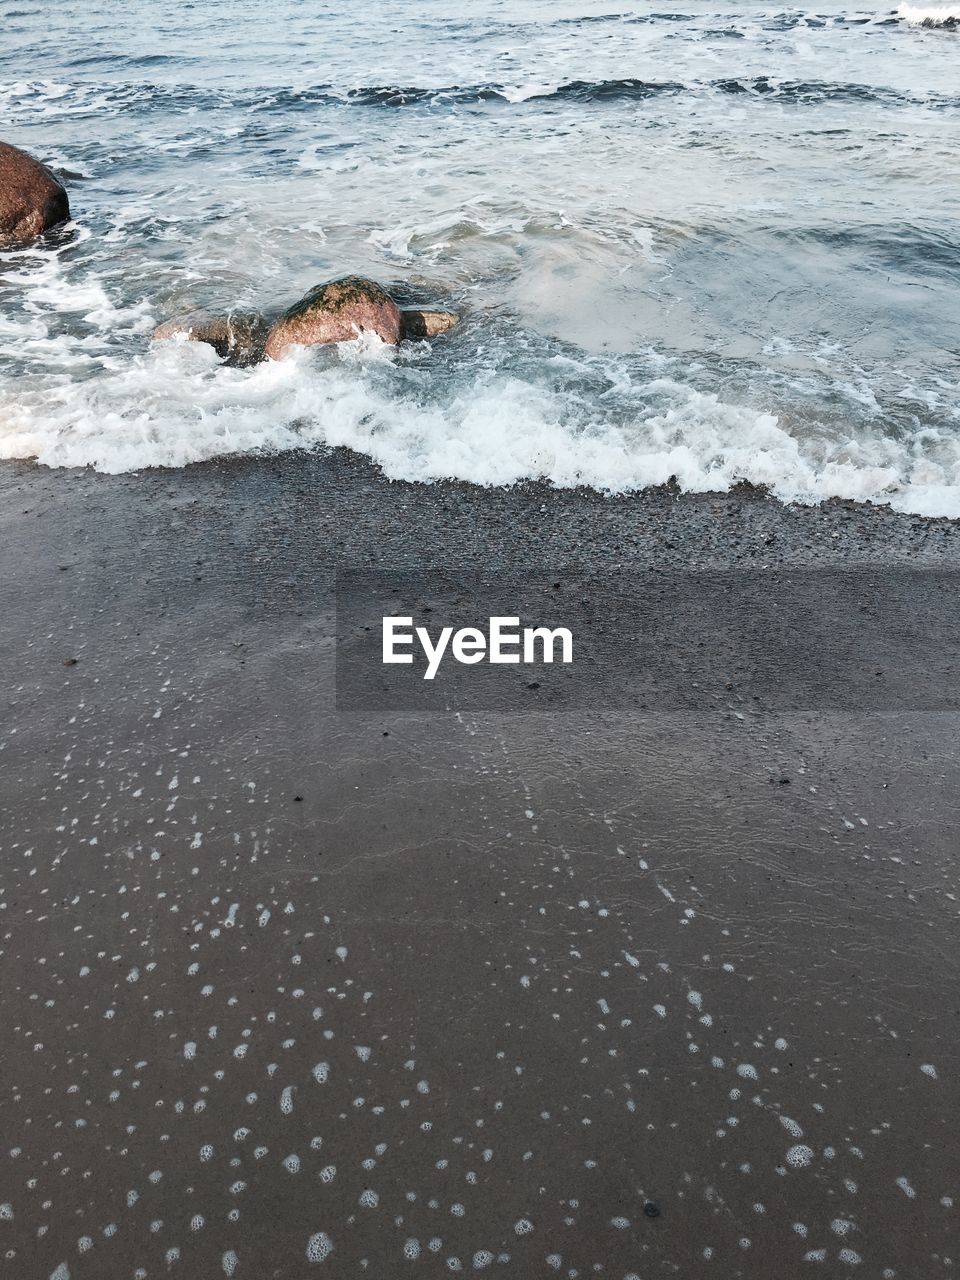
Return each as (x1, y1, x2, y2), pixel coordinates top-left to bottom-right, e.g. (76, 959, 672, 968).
(264, 276, 402, 360)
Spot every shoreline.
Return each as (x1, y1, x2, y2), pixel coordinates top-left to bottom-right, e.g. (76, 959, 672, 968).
(3, 447, 960, 560)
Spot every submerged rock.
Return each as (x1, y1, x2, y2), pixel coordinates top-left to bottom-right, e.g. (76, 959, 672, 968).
(400, 308, 460, 340)
(264, 276, 402, 360)
(0, 141, 70, 246)
(151, 311, 268, 367)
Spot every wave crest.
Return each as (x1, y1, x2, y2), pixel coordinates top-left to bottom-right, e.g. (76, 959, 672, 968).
(898, 3, 960, 26)
(3, 334, 959, 518)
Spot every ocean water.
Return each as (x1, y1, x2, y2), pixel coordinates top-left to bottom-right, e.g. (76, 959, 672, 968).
(1, 1, 959, 513)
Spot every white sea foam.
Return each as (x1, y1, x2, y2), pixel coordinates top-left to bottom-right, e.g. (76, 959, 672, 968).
(2, 0, 957, 521)
(367, 208, 530, 263)
(2, 332, 959, 516)
(2, 231, 959, 518)
(898, 3, 960, 23)
(498, 82, 561, 104)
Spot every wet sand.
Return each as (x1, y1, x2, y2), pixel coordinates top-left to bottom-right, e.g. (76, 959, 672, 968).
(1, 452, 959, 1279)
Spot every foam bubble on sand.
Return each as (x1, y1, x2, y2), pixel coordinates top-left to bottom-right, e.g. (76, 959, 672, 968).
(786, 1144, 815, 1169)
(306, 1231, 333, 1263)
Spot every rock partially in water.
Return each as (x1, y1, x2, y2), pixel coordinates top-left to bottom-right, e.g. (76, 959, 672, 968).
(0, 140, 71, 246)
(151, 311, 268, 367)
(152, 287, 460, 367)
(400, 308, 460, 340)
(264, 276, 402, 360)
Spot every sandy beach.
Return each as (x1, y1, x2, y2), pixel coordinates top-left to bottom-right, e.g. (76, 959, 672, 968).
(4, 4, 960, 1272)
(1, 453, 959, 1277)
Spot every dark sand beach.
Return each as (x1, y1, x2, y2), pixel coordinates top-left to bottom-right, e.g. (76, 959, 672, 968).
(2, 454, 959, 1278)
(4, 0, 960, 1274)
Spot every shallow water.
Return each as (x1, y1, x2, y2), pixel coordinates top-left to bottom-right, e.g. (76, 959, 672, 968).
(1, 1, 959, 512)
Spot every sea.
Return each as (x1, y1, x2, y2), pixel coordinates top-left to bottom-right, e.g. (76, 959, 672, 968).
(1, 0, 959, 514)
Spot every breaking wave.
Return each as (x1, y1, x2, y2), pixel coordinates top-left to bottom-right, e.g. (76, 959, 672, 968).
(1, 320, 958, 517)
(898, 3, 960, 26)
(2, 0, 959, 518)
(4, 75, 958, 124)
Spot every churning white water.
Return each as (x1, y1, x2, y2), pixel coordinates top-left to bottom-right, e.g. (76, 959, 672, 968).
(1, 1, 959, 514)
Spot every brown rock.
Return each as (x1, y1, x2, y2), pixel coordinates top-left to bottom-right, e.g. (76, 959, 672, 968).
(263, 276, 402, 360)
(400, 308, 460, 340)
(151, 311, 268, 367)
(0, 141, 70, 246)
